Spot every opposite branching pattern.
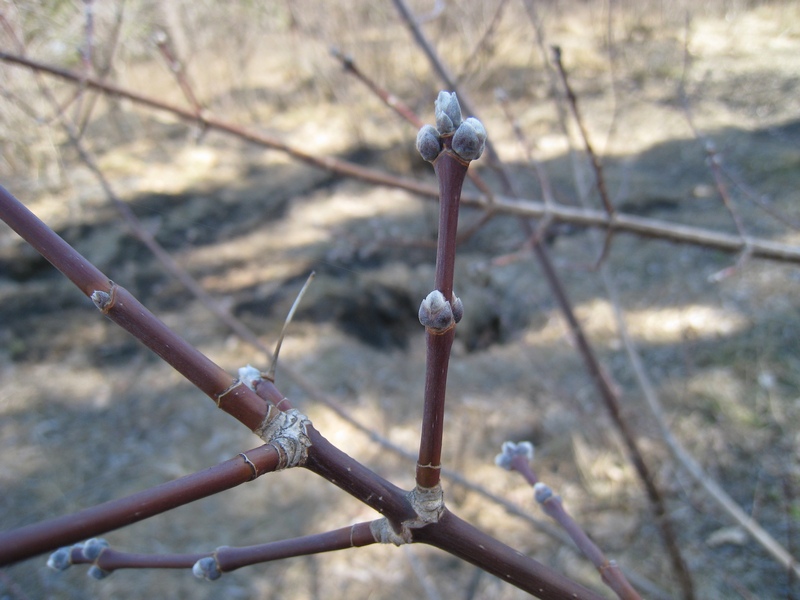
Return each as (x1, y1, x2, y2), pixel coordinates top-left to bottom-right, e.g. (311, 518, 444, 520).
(416, 91, 487, 163)
(0, 92, 608, 598)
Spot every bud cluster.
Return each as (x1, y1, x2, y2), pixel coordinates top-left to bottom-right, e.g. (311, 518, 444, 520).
(415, 91, 486, 163)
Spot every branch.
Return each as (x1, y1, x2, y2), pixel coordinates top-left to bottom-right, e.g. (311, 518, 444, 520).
(0, 185, 273, 431)
(2, 50, 799, 264)
(55, 521, 377, 579)
(392, 9, 695, 597)
(497, 443, 642, 600)
(0, 445, 280, 566)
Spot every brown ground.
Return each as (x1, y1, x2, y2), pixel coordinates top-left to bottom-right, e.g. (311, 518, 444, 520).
(1, 1, 800, 598)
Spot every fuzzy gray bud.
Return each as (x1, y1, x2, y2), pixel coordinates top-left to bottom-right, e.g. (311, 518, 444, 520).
(87, 565, 111, 580)
(47, 547, 73, 571)
(416, 125, 442, 162)
(451, 294, 464, 324)
(494, 441, 535, 470)
(82, 538, 109, 561)
(418, 290, 454, 331)
(193, 556, 222, 581)
(452, 117, 486, 161)
(435, 91, 462, 134)
(534, 481, 554, 504)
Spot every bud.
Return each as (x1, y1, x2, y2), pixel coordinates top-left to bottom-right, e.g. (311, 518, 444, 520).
(533, 481, 554, 504)
(82, 538, 109, 561)
(452, 117, 486, 161)
(434, 91, 462, 134)
(87, 565, 111, 580)
(418, 290, 454, 331)
(494, 441, 535, 470)
(193, 556, 222, 581)
(451, 294, 464, 324)
(47, 547, 73, 571)
(416, 125, 442, 162)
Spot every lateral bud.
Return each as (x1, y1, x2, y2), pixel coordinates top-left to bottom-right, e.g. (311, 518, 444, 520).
(418, 290, 454, 332)
(452, 117, 486, 161)
(416, 124, 442, 162)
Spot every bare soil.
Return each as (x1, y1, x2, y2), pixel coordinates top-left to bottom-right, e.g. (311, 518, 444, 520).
(1, 2, 800, 599)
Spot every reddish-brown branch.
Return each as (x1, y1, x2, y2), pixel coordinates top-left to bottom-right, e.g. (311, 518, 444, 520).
(505, 453, 642, 600)
(303, 427, 417, 528)
(416, 141, 471, 489)
(77, 521, 377, 573)
(432, 146, 469, 300)
(551, 46, 614, 218)
(0, 444, 280, 566)
(415, 510, 605, 600)
(0, 185, 272, 431)
(215, 520, 376, 573)
(387, 11, 695, 595)
(416, 327, 456, 488)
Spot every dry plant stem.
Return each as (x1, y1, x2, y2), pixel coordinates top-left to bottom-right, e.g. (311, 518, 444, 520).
(50, 86, 622, 586)
(0, 445, 280, 566)
(2, 52, 799, 265)
(537, 494, 641, 600)
(551, 46, 614, 218)
(515, 16, 695, 597)
(416, 145, 469, 489)
(304, 427, 605, 599)
(454, 0, 510, 86)
(603, 267, 800, 579)
(154, 29, 204, 117)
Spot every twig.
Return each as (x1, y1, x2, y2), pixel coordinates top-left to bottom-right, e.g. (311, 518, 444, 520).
(0, 444, 281, 565)
(60, 521, 376, 576)
(393, 6, 696, 596)
(551, 45, 616, 269)
(153, 29, 205, 118)
(22, 67, 642, 592)
(603, 262, 800, 580)
(2, 50, 800, 264)
(453, 0, 510, 87)
(496, 444, 642, 600)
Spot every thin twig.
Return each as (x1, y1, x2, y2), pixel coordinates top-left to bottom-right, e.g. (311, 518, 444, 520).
(2, 51, 799, 264)
(394, 5, 696, 597)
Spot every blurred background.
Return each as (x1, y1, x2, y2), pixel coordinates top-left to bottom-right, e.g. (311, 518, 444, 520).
(1, 1, 799, 598)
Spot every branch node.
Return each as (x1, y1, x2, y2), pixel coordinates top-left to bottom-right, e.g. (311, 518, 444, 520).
(418, 290, 456, 332)
(406, 484, 445, 526)
(239, 452, 258, 480)
(254, 409, 312, 470)
(192, 555, 222, 581)
(90, 283, 116, 314)
(370, 518, 412, 546)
